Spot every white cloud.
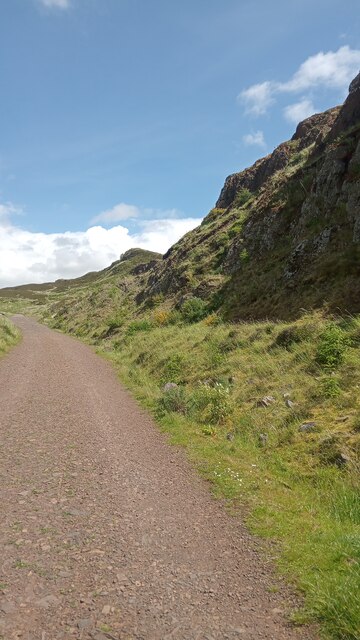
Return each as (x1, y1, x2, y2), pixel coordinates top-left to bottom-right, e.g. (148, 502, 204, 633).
(242, 130, 266, 148)
(282, 47, 360, 93)
(0, 204, 201, 287)
(239, 81, 275, 116)
(239, 46, 360, 117)
(131, 218, 201, 253)
(283, 98, 316, 124)
(38, 0, 70, 9)
(91, 203, 140, 224)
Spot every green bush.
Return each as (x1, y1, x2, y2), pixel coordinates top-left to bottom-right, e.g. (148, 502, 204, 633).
(234, 188, 253, 207)
(106, 311, 126, 333)
(126, 319, 154, 335)
(275, 323, 313, 349)
(239, 248, 249, 263)
(157, 386, 188, 416)
(321, 376, 342, 398)
(316, 324, 349, 370)
(181, 297, 208, 323)
(189, 383, 232, 425)
(161, 353, 185, 384)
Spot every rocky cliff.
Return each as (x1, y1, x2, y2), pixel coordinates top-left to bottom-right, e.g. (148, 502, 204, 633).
(138, 72, 360, 319)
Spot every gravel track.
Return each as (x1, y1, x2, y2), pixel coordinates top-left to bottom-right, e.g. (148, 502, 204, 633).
(0, 316, 315, 640)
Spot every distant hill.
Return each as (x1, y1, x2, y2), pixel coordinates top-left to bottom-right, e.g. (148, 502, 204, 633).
(0, 249, 162, 301)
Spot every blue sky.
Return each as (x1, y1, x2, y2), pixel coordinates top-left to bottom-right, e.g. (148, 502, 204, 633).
(0, 0, 359, 285)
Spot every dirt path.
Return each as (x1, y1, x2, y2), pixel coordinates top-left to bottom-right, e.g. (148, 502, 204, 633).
(0, 316, 314, 640)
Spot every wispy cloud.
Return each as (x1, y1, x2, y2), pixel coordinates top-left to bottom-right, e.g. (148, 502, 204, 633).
(0, 201, 23, 225)
(38, 0, 71, 10)
(0, 201, 202, 287)
(91, 203, 140, 224)
(91, 203, 185, 225)
(238, 46, 360, 119)
(240, 81, 274, 116)
(242, 130, 266, 148)
(283, 98, 316, 124)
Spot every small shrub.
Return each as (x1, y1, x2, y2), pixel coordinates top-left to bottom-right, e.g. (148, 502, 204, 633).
(126, 319, 153, 335)
(106, 312, 126, 333)
(161, 353, 185, 385)
(228, 223, 244, 238)
(216, 233, 229, 248)
(203, 313, 222, 326)
(190, 383, 232, 425)
(153, 310, 172, 326)
(321, 376, 342, 398)
(157, 386, 188, 416)
(201, 208, 225, 226)
(316, 324, 349, 370)
(234, 188, 253, 208)
(274, 323, 313, 349)
(239, 248, 249, 263)
(181, 297, 208, 323)
(201, 425, 217, 437)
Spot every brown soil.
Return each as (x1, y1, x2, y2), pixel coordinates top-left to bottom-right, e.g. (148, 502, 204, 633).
(0, 316, 315, 640)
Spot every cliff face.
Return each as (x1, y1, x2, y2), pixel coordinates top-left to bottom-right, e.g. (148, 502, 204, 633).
(216, 107, 340, 210)
(138, 73, 360, 319)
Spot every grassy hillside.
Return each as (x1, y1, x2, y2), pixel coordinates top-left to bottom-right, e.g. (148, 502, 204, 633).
(108, 314, 360, 640)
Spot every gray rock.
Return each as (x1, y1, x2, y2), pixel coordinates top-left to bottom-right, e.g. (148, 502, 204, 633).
(78, 618, 92, 630)
(163, 382, 178, 392)
(337, 453, 351, 466)
(36, 595, 60, 609)
(102, 604, 111, 615)
(226, 432, 235, 441)
(299, 422, 317, 433)
(285, 399, 295, 409)
(259, 434, 268, 447)
(257, 396, 276, 408)
(335, 415, 350, 423)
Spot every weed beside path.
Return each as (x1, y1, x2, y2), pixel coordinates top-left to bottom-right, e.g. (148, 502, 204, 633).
(0, 315, 20, 357)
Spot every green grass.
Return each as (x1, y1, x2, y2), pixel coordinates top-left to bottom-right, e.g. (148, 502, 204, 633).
(0, 315, 21, 356)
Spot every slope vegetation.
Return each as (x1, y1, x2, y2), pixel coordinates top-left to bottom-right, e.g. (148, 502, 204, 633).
(0, 315, 20, 356)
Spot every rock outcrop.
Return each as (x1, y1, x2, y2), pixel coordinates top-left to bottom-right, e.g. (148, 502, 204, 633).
(138, 72, 360, 319)
(216, 108, 340, 210)
(327, 71, 360, 141)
